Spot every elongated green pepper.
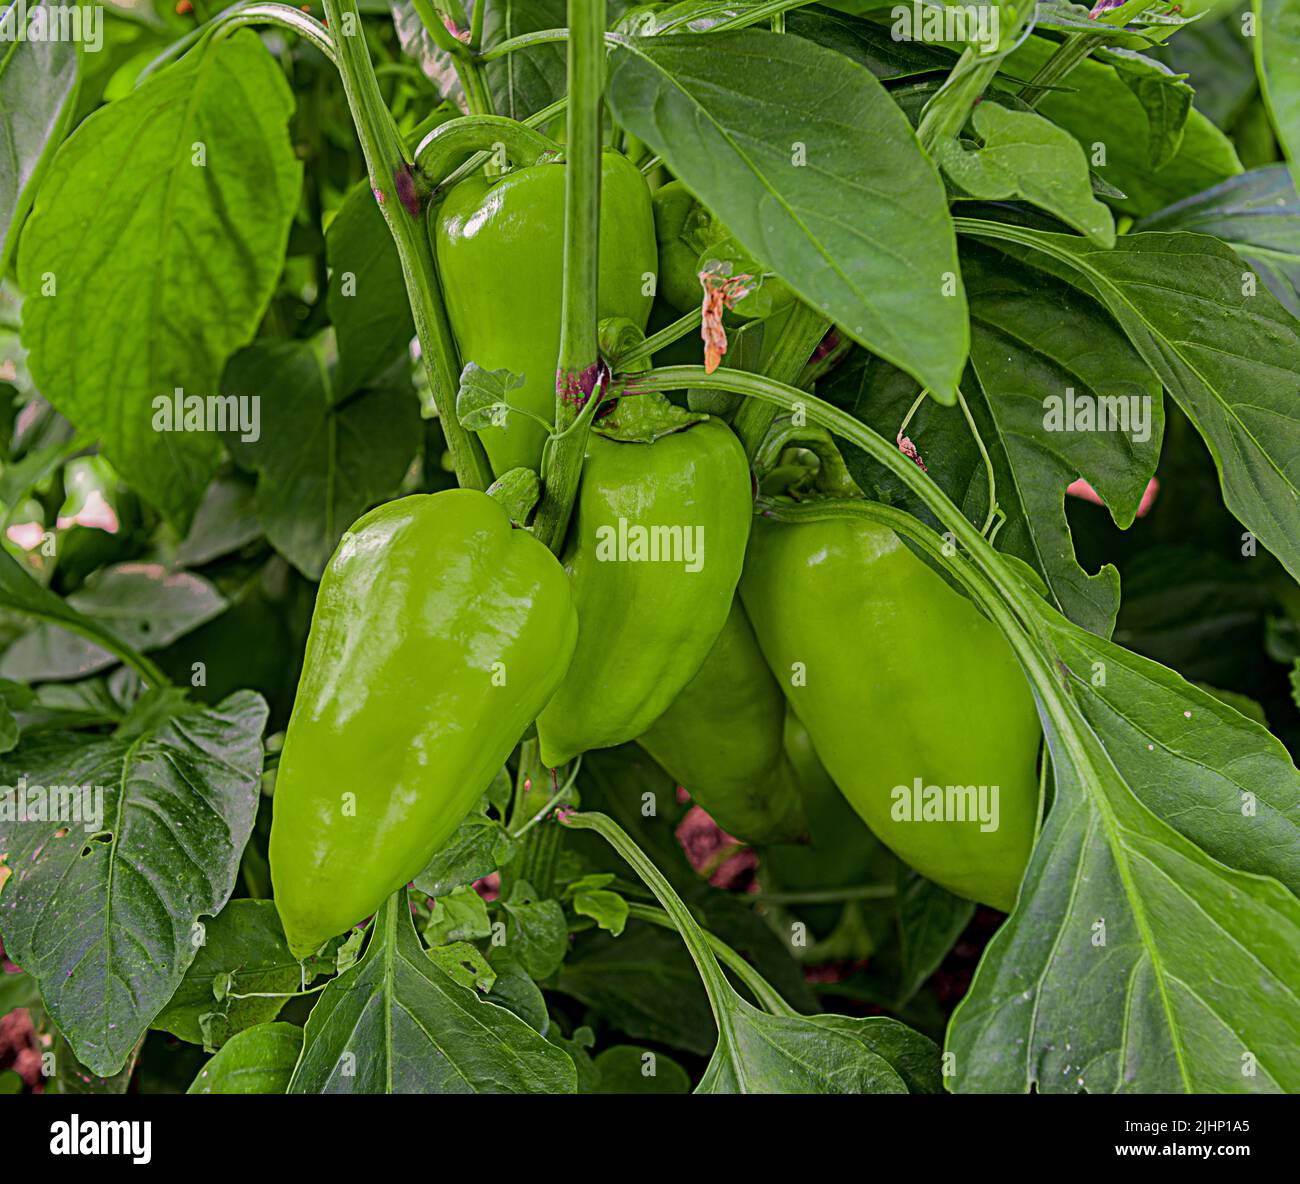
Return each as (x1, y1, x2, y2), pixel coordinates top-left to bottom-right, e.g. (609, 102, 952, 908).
(434, 151, 657, 477)
(740, 512, 1041, 911)
(638, 597, 808, 845)
(536, 395, 752, 768)
(270, 490, 578, 958)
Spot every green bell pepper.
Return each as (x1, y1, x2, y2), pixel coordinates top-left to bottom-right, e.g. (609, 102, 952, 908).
(740, 512, 1041, 911)
(270, 489, 578, 958)
(434, 150, 658, 477)
(638, 597, 808, 845)
(536, 395, 752, 768)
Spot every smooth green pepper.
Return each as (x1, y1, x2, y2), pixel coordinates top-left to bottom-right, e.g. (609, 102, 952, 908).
(638, 597, 808, 845)
(270, 489, 577, 958)
(740, 512, 1041, 911)
(435, 151, 657, 477)
(536, 395, 752, 768)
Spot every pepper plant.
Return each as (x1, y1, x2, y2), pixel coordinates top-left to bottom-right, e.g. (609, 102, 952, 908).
(0, 0, 1298, 1099)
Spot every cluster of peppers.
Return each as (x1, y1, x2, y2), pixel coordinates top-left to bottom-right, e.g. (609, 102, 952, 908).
(269, 146, 1043, 960)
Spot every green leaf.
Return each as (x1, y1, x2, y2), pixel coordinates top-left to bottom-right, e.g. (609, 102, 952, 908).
(547, 1023, 601, 1092)
(592, 1045, 691, 1093)
(785, 6, 957, 79)
(558, 922, 716, 1055)
(456, 362, 528, 432)
(894, 870, 974, 1010)
(222, 338, 421, 580)
(606, 29, 968, 400)
(15, 31, 302, 530)
(484, 951, 549, 1032)
(696, 996, 908, 1094)
(481, 0, 569, 120)
(1136, 166, 1300, 320)
(501, 881, 568, 979)
(427, 941, 497, 994)
(804, 1014, 943, 1094)
(0, 0, 78, 274)
(151, 899, 301, 1051)
(572, 889, 629, 937)
(1255, 0, 1300, 192)
(948, 600, 1300, 1092)
(940, 103, 1116, 246)
(1100, 46, 1193, 169)
(961, 241, 1163, 636)
(411, 775, 517, 898)
(0, 966, 40, 1015)
(0, 549, 159, 680)
(326, 181, 416, 399)
(1002, 33, 1241, 216)
(0, 692, 268, 1076)
(187, 1023, 303, 1094)
(424, 886, 493, 946)
(175, 475, 263, 568)
(288, 894, 575, 1093)
(0, 563, 227, 682)
(960, 221, 1300, 592)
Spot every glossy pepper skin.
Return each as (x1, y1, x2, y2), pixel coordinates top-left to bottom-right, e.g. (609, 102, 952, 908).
(740, 513, 1041, 911)
(638, 598, 808, 845)
(434, 151, 657, 477)
(270, 490, 578, 958)
(536, 402, 752, 768)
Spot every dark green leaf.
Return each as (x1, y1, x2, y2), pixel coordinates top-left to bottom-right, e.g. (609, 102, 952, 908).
(152, 899, 301, 1051)
(1136, 166, 1300, 319)
(289, 894, 575, 1093)
(606, 29, 968, 399)
(0, 563, 227, 682)
(0, 692, 268, 1076)
(327, 181, 416, 398)
(592, 1044, 691, 1093)
(222, 339, 421, 580)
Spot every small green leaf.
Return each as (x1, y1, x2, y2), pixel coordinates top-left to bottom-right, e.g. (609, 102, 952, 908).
(940, 104, 1116, 246)
(456, 363, 527, 431)
(572, 889, 629, 937)
(427, 942, 496, 994)
(593, 1045, 691, 1094)
(502, 882, 569, 979)
(424, 886, 492, 946)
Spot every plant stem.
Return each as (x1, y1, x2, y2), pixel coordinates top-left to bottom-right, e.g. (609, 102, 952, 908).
(414, 116, 559, 187)
(476, 27, 572, 61)
(1018, 33, 1103, 107)
(731, 303, 829, 460)
(530, 0, 605, 553)
(555, 0, 603, 427)
(750, 884, 896, 905)
(625, 903, 793, 1016)
(324, 0, 492, 491)
(614, 308, 702, 369)
(561, 811, 742, 1029)
(135, 2, 336, 84)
